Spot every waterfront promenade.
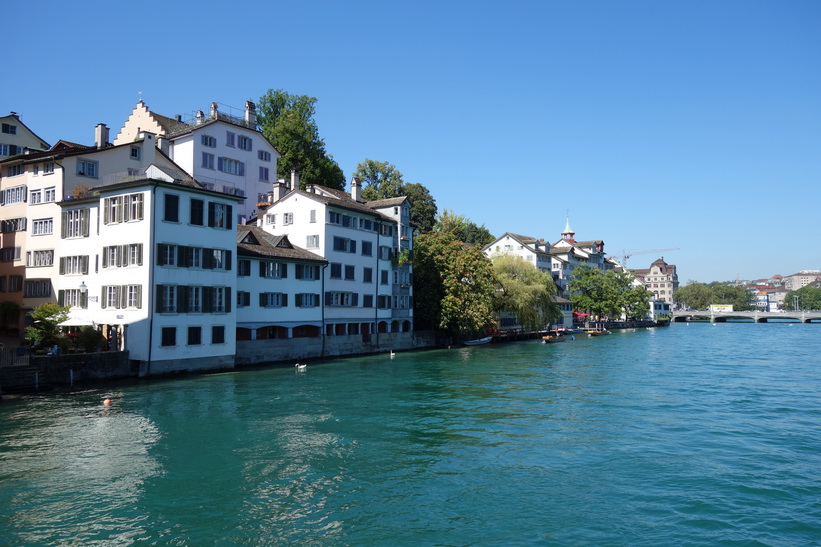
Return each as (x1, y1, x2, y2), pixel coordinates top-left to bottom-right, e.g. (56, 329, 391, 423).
(672, 310, 821, 323)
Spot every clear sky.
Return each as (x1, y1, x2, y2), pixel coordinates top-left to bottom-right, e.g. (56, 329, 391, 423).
(4, 0, 819, 283)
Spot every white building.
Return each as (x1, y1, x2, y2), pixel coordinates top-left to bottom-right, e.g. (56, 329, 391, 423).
(57, 175, 242, 374)
(0, 112, 49, 159)
(632, 257, 679, 305)
(260, 178, 413, 344)
(114, 100, 281, 225)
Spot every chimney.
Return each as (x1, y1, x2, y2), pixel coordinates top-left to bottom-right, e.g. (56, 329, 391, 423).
(245, 100, 256, 127)
(210, 102, 219, 119)
(95, 123, 109, 148)
(272, 181, 288, 202)
(195, 110, 204, 125)
(351, 177, 362, 202)
(290, 169, 300, 190)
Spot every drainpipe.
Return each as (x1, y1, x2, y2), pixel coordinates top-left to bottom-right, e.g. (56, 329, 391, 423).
(374, 223, 380, 347)
(320, 262, 328, 358)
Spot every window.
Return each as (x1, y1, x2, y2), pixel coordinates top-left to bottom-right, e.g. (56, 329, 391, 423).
(218, 157, 244, 175)
(237, 291, 251, 307)
(260, 261, 287, 278)
(127, 243, 143, 266)
(260, 292, 287, 308)
(381, 270, 389, 284)
(361, 241, 373, 256)
(258, 150, 271, 162)
(157, 285, 177, 313)
(103, 285, 121, 309)
(1, 123, 17, 135)
(104, 245, 121, 268)
(283, 212, 293, 225)
(211, 287, 227, 312)
(295, 264, 320, 280)
(325, 291, 358, 307)
(201, 134, 216, 147)
(238, 259, 251, 276)
(9, 275, 22, 291)
(259, 166, 269, 182)
(164, 194, 179, 222)
(44, 187, 56, 202)
(180, 246, 201, 268)
(24, 279, 51, 298)
(266, 213, 276, 226)
(238, 135, 253, 151)
(26, 250, 53, 267)
(296, 293, 319, 307)
(0, 247, 21, 262)
(2, 185, 26, 205)
(208, 202, 232, 229)
(333, 237, 357, 253)
(31, 219, 53, 235)
(363, 294, 374, 308)
(212, 326, 225, 344)
(306, 235, 319, 249)
(105, 195, 142, 223)
(188, 286, 202, 313)
(0, 144, 21, 157)
(6, 165, 24, 177)
(43, 162, 54, 174)
(188, 326, 202, 346)
(360, 218, 373, 231)
(310, 210, 316, 223)
(0, 217, 26, 232)
(157, 244, 177, 266)
(363, 267, 373, 283)
(330, 263, 342, 278)
(202, 152, 215, 169)
(59, 255, 89, 275)
(161, 327, 176, 347)
(190, 199, 204, 225)
(126, 194, 144, 221)
(77, 159, 98, 178)
(226, 132, 235, 147)
(58, 288, 85, 308)
(30, 189, 42, 204)
(126, 285, 142, 308)
(345, 265, 355, 280)
(206, 249, 230, 270)
(379, 246, 393, 261)
(130, 147, 141, 160)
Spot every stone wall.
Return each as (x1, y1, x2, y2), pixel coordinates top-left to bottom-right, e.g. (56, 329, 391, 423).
(30, 351, 135, 385)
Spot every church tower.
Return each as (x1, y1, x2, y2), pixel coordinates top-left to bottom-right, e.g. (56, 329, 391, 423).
(561, 216, 575, 242)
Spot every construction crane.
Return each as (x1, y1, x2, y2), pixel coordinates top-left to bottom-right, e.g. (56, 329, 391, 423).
(607, 248, 680, 268)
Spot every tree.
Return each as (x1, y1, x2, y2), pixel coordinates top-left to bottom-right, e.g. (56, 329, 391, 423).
(783, 286, 821, 310)
(434, 209, 495, 246)
(673, 282, 712, 310)
(568, 266, 625, 319)
(709, 283, 755, 311)
(352, 160, 438, 233)
(622, 284, 653, 320)
(25, 303, 69, 348)
(257, 89, 345, 190)
(355, 159, 405, 200)
(492, 255, 560, 330)
(413, 230, 496, 336)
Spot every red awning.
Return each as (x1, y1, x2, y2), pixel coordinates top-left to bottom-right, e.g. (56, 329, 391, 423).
(572, 312, 590, 317)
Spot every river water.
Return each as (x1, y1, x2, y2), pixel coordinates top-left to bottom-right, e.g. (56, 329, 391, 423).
(1, 323, 819, 545)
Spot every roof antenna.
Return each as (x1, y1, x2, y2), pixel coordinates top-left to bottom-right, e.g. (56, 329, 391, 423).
(138, 90, 143, 103)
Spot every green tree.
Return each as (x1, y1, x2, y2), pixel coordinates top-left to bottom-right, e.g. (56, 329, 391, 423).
(784, 286, 821, 310)
(622, 283, 652, 320)
(355, 159, 405, 200)
(352, 160, 438, 233)
(568, 266, 624, 319)
(414, 230, 496, 336)
(709, 283, 755, 311)
(492, 255, 560, 330)
(434, 209, 495, 246)
(673, 282, 712, 310)
(257, 89, 345, 190)
(25, 303, 69, 348)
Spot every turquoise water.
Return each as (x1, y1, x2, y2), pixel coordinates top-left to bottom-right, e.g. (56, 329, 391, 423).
(1, 323, 820, 545)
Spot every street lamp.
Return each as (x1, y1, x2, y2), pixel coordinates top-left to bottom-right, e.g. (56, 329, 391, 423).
(79, 281, 87, 295)
(79, 281, 88, 309)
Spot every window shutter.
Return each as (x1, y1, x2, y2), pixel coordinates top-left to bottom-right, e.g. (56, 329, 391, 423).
(102, 247, 109, 268)
(103, 200, 110, 224)
(225, 250, 232, 271)
(136, 285, 142, 309)
(82, 255, 89, 274)
(351, 240, 357, 253)
(119, 286, 127, 309)
(80, 291, 88, 309)
(325, 292, 332, 306)
(203, 287, 213, 313)
(22, 185, 27, 202)
(178, 286, 189, 313)
(281, 263, 287, 278)
(81, 210, 89, 237)
(58, 290, 65, 306)
(225, 288, 231, 312)
(61, 211, 67, 238)
(238, 162, 244, 177)
(226, 205, 233, 229)
(259, 293, 266, 307)
(352, 293, 359, 306)
(202, 249, 212, 269)
(259, 261, 266, 277)
(120, 245, 128, 267)
(138, 195, 144, 220)
(102, 286, 108, 309)
(208, 202, 215, 226)
(177, 246, 188, 268)
(156, 286, 164, 313)
(59, 257, 66, 275)
(137, 245, 142, 266)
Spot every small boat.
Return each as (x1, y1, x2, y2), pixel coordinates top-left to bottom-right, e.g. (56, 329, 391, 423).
(585, 328, 610, 336)
(542, 332, 566, 343)
(464, 336, 492, 346)
(557, 327, 584, 335)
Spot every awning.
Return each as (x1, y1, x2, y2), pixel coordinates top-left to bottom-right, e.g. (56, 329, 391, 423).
(60, 313, 95, 327)
(572, 312, 590, 318)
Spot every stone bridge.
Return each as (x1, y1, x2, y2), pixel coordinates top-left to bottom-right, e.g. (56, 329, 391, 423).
(672, 310, 821, 323)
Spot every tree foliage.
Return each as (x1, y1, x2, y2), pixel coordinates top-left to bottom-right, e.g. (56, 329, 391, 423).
(568, 267, 650, 320)
(783, 286, 821, 310)
(673, 282, 755, 310)
(25, 303, 69, 347)
(434, 209, 494, 246)
(492, 255, 560, 329)
(413, 230, 496, 336)
(353, 159, 438, 233)
(257, 89, 345, 190)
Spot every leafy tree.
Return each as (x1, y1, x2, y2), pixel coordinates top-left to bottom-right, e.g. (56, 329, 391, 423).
(355, 159, 405, 200)
(492, 255, 560, 330)
(622, 283, 653, 320)
(709, 283, 755, 311)
(434, 209, 495, 246)
(414, 230, 496, 336)
(568, 266, 627, 319)
(257, 89, 345, 190)
(673, 282, 712, 310)
(25, 303, 69, 348)
(352, 160, 438, 233)
(783, 286, 821, 310)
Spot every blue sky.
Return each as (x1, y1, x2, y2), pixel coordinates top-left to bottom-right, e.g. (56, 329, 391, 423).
(4, 0, 819, 283)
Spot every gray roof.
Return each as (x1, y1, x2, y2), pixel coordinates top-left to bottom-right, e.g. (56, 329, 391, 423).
(236, 225, 326, 263)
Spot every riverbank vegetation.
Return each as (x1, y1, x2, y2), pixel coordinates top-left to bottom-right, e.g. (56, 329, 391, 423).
(673, 281, 755, 310)
(568, 266, 651, 321)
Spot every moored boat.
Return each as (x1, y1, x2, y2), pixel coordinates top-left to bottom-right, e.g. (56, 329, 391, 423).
(464, 336, 493, 346)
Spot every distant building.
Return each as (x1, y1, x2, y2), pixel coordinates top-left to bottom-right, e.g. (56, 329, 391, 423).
(632, 257, 679, 305)
(0, 112, 49, 158)
(783, 270, 821, 291)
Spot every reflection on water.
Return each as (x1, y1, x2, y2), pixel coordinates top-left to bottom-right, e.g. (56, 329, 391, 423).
(1, 323, 820, 545)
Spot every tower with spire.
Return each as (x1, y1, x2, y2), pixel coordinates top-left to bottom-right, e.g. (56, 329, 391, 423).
(561, 216, 575, 242)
